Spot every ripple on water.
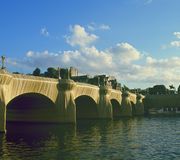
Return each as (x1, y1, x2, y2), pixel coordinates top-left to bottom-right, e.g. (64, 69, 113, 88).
(0, 117, 179, 160)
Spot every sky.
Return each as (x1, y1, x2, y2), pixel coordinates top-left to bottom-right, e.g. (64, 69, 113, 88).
(1, 0, 180, 89)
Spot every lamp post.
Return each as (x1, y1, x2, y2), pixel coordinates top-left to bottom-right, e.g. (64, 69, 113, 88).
(1, 56, 5, 69)
(58, 67, 60, 79)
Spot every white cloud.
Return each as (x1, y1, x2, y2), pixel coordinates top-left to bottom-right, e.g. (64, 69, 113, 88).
(144, 0, 153, 5)
(7, 42, 146, 85)
(87, 25, 95, 31)
(169, 32, 180, 48)
(40, 27, 49, 37)
(65, 25, 98, 47)
(173, 32, 180, 39)
(99, 24, 110, 30)
(87, 23, 110, 31)
(108, 43, 141, 64)
(170, 41, 180, 47)
(26, 51, 34, 57)
(144, 56, 180, 85)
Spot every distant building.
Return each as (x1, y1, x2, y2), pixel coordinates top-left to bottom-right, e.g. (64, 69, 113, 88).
(71, 75, 92, 83)
(70, 67, 78, 77)
(59, 67, 121, 90)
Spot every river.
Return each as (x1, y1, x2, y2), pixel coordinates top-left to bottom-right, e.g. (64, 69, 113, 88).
(0, 116, 179, 160)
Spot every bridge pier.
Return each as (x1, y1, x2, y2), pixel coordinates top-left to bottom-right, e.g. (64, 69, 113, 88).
(134, 94, 144, 116)
(120, 91, 132, 117)
(57, 79, 76, 123)
(0, 102, 6, 133)
(98, 86, 112, 119)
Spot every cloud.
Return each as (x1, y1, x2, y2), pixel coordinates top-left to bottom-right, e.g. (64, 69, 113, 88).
(7, 42, 153, 87)
(173, 32, 180, 39)
(65, 25, 98, 47)
(108, 43, 141, 64)
(170, 41, 180, 47)
(144, 0, 153, 5)
(87, 23, 110, 31)
(145, 56, 180, 84)
(26, 51, 34, 57)
(87, 25, 95, 31)
(40, 27, 49, 37)
(98, 24, 110, 30)
(166, 32, 180, 48)
(7, 41, 142, 79)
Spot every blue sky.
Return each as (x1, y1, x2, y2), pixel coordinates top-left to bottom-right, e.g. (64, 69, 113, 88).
(1, 0, 180, 88)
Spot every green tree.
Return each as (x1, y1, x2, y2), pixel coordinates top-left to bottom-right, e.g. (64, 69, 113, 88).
(60, 68, 70, 79)
(178, 85, 180, 94)
(44, 67, 58, 78)
(153, 85, 167, 95)
(122, 85, 130, 91)
(13, 72, 20, 74)
(33, 68, 41, 76)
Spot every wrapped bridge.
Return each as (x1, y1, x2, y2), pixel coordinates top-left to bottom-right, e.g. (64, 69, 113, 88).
(0, 69, 144, 133)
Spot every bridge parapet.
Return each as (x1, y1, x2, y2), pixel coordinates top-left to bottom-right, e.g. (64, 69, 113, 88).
(0, 69, 13, 85)
(12, 73, 58, 82)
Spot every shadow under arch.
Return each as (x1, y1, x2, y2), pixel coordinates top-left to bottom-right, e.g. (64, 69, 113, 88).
(6, 93, 56, 122)
(111, 99, 121, 117)
(75, 95, 98, 119)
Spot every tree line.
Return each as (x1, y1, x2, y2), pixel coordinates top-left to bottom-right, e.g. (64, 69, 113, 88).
(32, 67, 59, 78)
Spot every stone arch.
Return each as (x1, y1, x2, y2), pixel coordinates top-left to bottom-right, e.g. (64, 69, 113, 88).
(73, 84, 99, 104)
(75, 95, 98, 119)
(111, 99, 121, 117)
(8, 90, 57, 106)
(6, 93, 56, 122)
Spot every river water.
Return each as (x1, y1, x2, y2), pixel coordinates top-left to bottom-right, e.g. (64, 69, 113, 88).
(0, 116, 179, 160)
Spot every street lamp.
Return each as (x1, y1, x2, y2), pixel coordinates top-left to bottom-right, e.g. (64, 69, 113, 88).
(57, 67, 60, 79)
(1, 56, 5, 69)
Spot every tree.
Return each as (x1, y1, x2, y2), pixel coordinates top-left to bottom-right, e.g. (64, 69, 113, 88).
(44, 67, 58, 78)
(13, 72, 20, 74)
(169, 84, 175, 90)
(178, 85, 180, 94)
(33, 68, 41, 76)
(152, 85, 167, 95)
(60, 68, 70, 79)
(122, 85, 130, 91)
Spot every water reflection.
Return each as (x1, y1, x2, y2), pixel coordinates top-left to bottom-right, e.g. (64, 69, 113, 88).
(0, 117, 179, 160)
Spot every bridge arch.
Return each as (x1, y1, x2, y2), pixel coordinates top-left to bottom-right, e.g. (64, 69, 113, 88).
(75, 95, 98, 119)
(6, 93, 56, 122)
(111, 99, 121, 117)
(73, 83, 99, 105)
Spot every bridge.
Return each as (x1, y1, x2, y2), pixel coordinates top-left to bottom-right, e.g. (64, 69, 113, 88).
(0, 69, 144, 133)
